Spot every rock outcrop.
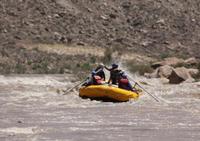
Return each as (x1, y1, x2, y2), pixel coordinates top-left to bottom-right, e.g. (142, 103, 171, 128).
(184, 57, 199, 66)
(145, 57, 200, 84)
(168, 67, 193, 84)
(187, 68, 199, 77)
(157, 65, 173, 78)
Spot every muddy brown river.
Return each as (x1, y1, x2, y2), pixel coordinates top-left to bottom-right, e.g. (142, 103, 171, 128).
(0, 74, 200, 141)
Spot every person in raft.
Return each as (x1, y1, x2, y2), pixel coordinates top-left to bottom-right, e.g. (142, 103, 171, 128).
(82, 71, 103, 86)
(94, 63, 105, 81)
(118, 71, 134, 91)
(104, 63, 122, 85)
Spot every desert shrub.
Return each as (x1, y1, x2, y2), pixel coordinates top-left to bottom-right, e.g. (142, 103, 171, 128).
(160, 52, 170, 59)
(81, 63, 92, 71)
(27, 60, 32, 65)
(174, 62, 195, 69)
(32, 63, 40, 70)
(90, 56, 96, 63)
(102, 47, 112, 64)
(126, 60, 153, 75)
(76, 63, 81, 68)
(15, 63, 26, 74)
(0, 63, 11, 74)
(173, 62, 186, 68)
(40, 61, 49, 73)
(31, 62, 48, 73)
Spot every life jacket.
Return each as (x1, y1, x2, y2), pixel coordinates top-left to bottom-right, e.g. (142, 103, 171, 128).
(118, 78, 133, 91)
(110, 69, 121, 84)
(95, 68, 105, 81)
(119, 78, 129, 84)
(93, 75, 102, 85)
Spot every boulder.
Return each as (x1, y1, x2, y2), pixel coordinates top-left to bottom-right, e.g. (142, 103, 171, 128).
(196, 82, 200, 87)
(157, 65, 173, 78)
(144, 65, 173, 79)
(168, 67, 192, 84)
(184, 78, 195, 83)
(164, 57, 185, 66)
(151, 57, 184, 69)
(184, 57, 198, 65)
(160, 77, 169, 84)
(187, 68, 199, 77)
(144, 68, 159, 78)
(151, 61, 163, 69)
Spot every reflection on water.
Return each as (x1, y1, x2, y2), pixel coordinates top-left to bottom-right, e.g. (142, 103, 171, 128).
(0, 74, 200, 141)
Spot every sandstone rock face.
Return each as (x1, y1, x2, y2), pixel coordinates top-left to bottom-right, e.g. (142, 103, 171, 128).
(168, 67, 192, 84)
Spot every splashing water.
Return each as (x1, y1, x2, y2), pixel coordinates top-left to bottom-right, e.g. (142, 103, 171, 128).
(0, 74, 200, 141)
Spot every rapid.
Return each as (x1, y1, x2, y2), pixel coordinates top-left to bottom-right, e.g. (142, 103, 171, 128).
(0, 73, 200, 141)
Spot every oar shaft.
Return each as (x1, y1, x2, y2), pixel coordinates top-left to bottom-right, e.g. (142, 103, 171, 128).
(63, 79, 86, 95)
(128, 76, 160, 102)
(137, 84, 159, 102)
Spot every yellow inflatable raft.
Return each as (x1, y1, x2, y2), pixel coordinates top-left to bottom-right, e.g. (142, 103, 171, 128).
(79, 85, 140, 102)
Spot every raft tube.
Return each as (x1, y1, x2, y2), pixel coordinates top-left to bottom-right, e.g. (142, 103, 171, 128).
(79, 85, 140, 102)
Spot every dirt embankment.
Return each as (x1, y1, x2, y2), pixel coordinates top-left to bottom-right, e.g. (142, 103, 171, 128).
(0, 0, 200, 74)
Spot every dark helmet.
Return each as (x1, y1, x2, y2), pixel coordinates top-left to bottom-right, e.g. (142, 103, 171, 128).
(112, 63, 118, 69)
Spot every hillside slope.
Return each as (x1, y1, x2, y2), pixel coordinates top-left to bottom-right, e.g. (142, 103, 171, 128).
(0, 0, 200, 73)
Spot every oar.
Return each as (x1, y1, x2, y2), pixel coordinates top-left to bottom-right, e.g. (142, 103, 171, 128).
(128, 76, 160, 102)
(63, 67, 104, 95)
(139, 81, 152, 86)
(63, 79, 87, 95)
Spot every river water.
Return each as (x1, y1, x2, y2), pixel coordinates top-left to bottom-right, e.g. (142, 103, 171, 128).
(0, 74, 200, 141)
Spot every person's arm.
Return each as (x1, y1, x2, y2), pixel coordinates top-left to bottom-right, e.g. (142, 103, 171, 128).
(102, 72, 106, 81)
(104, 66, 112, 71)
(128, 82, 133, 91)
(108, 77, 111, 84)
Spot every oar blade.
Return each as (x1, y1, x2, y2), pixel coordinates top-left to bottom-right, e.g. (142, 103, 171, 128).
(63, 79, 86, 95)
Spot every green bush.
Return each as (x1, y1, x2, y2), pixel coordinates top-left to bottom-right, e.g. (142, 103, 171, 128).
(81, 63, 91, 71)
(15, 63, 26, 74)
(27, 60, 32, 65)
(126, 60, 153, 75)
(160, 52, 170, 59)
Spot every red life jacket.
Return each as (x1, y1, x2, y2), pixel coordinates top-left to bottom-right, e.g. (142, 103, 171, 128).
(94, 75, 102, 84)
(118, 78, 133, 91)
(119, 78, 129, 84)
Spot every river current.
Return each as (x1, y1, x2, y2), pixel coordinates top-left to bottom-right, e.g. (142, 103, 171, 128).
(0, 74, 200, 141)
